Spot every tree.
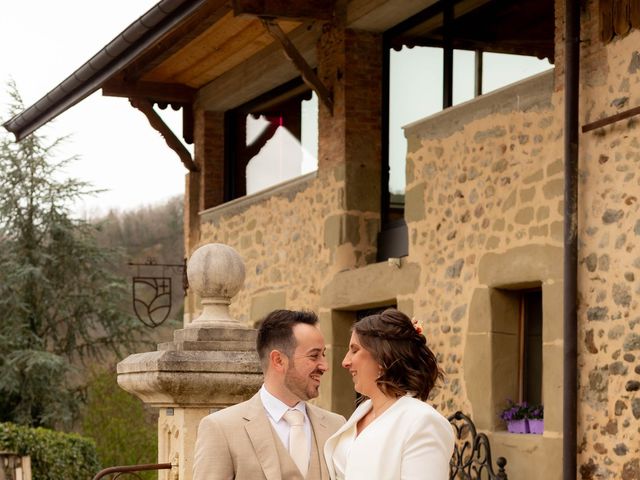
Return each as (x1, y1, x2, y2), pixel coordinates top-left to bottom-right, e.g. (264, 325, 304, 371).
(82, 367, 157, 480)
(0, 81, 144, 428)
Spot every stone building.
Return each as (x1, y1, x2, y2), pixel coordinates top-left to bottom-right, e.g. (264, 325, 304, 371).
(4, 0, 640, 478)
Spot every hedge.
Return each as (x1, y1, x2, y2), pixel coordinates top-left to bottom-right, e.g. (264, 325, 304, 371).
(0, 422, 100, 480)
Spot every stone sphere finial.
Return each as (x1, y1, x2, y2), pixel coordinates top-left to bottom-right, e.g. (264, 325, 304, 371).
(186, 243, 246, 328)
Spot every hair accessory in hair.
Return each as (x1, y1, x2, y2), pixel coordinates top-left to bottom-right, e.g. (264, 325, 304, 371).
(411, 317, 424, 335)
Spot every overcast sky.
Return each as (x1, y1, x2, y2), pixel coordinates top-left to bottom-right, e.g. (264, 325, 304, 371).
(1, 1, 187, 217)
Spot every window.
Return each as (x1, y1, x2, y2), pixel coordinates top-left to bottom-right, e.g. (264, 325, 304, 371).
(466, 246, 562, 433)
(379, 0, 554, 260)
(224, 79, 318, 200)
(519, 289, 543, 406)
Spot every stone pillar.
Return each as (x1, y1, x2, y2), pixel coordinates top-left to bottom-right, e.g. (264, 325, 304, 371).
(317, 26, 383, 269)
(117, 243, 263, 480)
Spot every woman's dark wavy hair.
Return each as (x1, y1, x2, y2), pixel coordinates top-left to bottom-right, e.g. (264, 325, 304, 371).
(354, 308, 443, 401)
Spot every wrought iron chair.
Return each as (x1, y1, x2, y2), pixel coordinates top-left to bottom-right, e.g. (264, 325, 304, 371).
(448, 411, 508, 480)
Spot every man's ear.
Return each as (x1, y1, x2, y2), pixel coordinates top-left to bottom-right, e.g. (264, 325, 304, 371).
(269, 349, 288, 373)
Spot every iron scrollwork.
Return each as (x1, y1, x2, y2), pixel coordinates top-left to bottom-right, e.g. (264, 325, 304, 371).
(128, 257, 188, 327)
(448, 411, 508, 480)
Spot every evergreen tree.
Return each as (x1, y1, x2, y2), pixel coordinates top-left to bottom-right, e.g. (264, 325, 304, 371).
(0, 81, 143, 428)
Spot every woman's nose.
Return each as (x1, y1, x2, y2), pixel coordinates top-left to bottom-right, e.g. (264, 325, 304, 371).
(341, 352, 351, 369)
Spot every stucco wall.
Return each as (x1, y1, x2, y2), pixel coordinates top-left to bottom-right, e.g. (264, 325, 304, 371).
(577, 2, 640, 478)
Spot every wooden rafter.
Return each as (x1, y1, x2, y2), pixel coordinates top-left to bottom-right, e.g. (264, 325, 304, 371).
(233, 0, 334, 21)
(129, 98, 198, 172)
(103, 81, 195, 103)
(122, 0, 230, 81)
(261, 18, 333, 114)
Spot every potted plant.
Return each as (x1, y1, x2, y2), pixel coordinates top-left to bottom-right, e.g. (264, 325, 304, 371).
(527, 404, 544, 434)
(499, 400, 530, 434)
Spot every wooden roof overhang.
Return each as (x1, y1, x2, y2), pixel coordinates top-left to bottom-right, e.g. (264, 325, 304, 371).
(3, 0, 555, 170)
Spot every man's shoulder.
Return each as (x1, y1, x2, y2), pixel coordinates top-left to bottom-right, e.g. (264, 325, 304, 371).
(200, 396, 258, 427)
(307, 403, 346, 425)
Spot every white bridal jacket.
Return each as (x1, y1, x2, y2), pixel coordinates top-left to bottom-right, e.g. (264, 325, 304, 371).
(324, 395, 455, 480)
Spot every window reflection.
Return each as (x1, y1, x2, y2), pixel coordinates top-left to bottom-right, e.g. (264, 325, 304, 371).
(244, 92, 318, 195)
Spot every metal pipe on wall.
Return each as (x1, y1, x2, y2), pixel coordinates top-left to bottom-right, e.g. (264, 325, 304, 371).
(563, 1, 580, 479)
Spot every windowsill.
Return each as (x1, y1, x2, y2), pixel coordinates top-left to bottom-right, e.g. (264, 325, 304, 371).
(199, 171, 317, 222)
(403, 68, 554, 138)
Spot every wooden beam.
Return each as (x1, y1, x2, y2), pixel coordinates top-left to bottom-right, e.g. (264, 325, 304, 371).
(261, 19, 333, 114)
(233, 0, 334, 21)
(613, 0, 631, 37)
(103, 81, 196, 103)
(182, 104, 194, 145)
(123, 0, 230, 81)
(582, 104, 640, 133)
(129, 98, 198, 172)
(197, 22, 320, 111)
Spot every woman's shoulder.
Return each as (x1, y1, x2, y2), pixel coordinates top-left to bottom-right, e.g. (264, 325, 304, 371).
(396, 397, 454, 444)
(396, 397, 451, 425)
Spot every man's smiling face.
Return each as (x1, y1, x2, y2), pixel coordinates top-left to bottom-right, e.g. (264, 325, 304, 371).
(283, 323, 328, 401)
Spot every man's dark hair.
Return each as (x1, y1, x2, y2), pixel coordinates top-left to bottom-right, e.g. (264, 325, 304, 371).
(256, 310, 318, 368)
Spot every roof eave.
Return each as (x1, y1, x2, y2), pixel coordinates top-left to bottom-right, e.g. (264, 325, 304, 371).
(2, 0, 207, 142)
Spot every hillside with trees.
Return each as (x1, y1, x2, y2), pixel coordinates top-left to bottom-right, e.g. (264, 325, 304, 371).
(93, 195, 185, 332)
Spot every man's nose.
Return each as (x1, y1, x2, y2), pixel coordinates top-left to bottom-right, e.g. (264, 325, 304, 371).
(318, 356, 329, 372)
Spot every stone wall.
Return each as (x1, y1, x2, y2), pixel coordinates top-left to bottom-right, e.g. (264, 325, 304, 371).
(577, 1, 640, 477)
(403, 69, 564, 479)
(187, 4, 640, 478)
(404, 68, 561, 401)
(199, 173, 336, 325)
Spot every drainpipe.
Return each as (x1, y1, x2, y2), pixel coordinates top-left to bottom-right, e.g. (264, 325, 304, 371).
(563, 1, 579, 479)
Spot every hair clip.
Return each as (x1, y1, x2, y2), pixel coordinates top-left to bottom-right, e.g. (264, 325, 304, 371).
(411, 317, 424, 335)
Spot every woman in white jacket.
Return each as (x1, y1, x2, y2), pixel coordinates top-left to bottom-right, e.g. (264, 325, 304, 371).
(324, 309, 454, 480)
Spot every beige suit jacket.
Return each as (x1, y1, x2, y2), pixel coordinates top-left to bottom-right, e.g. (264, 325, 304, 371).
(193, 392, 345, 480)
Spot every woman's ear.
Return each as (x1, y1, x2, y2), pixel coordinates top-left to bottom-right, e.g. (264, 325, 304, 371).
(269, 349, 288, 373)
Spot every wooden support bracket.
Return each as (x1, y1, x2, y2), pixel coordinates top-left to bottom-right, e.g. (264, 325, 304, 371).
(129, 98, 198, 172)
(261, 18, 333, 114)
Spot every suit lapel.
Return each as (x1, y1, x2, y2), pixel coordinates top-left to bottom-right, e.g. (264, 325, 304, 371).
(307, 404, 331, 479)
(244, 394, 282, 480)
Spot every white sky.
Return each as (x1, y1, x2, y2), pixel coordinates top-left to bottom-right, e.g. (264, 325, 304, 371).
(0, 1, 187, 217)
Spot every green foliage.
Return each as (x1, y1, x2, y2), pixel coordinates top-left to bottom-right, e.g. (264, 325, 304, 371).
(0, 81, 144, 428)
(81, 367, 157, 478)
(0, 422, 100, 480)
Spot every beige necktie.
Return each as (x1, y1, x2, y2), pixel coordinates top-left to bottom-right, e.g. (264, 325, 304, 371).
(283, 409, 308, 477)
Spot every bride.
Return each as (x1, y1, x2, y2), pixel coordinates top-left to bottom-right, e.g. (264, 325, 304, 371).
(324, 309, 454, 479)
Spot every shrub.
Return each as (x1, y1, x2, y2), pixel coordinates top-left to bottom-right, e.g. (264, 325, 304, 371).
(0, 422, 100, 480)
(81, 367, 157, 479)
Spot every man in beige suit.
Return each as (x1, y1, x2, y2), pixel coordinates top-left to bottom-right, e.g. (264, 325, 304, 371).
(193, 310, 345, 480)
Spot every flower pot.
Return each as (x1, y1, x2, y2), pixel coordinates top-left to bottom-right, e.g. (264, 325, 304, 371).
(507, 419, 529, 434)
(528, 419, 544, 434)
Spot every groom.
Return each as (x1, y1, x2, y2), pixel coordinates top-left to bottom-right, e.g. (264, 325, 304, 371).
(193, 309, 345, 479)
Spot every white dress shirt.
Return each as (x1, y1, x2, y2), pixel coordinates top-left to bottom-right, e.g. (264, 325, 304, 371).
(259, 385, 312, 456)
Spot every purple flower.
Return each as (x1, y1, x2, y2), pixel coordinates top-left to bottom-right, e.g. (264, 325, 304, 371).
(499, 400, 544, 421)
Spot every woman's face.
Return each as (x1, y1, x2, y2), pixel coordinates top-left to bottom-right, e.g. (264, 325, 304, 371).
(342, 331, 381, 397)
